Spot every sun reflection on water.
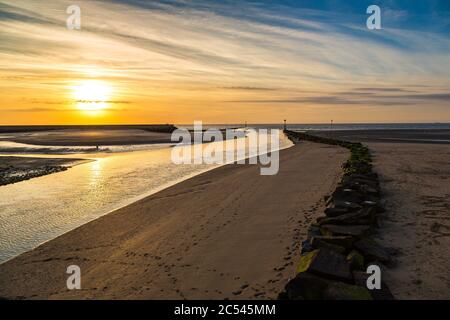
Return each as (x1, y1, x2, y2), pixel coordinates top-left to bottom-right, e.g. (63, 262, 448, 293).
(88, 159, 103, 186)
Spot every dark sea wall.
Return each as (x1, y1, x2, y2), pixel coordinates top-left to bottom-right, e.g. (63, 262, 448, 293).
(279, 130, 395, 300)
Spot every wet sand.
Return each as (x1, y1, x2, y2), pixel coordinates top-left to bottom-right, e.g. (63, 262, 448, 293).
(370, 142, 450, 299)
(0, 142, 348, 300)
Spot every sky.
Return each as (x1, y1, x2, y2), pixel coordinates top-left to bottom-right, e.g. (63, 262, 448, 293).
(0, 0, 449, 125)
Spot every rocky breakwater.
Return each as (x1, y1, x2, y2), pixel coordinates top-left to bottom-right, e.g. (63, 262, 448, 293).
(280, 130, 395, 300)
(0, 164, 68, 186)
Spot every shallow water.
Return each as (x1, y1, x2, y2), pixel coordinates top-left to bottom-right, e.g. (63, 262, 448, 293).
(0, 131, 292, 263)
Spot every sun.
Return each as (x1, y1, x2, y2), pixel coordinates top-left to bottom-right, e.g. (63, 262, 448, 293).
(72, 80, 112, 112)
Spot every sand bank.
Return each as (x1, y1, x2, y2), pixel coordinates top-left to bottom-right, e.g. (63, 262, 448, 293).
(0, 142, 348, 299)
(369, 142, 450, 299)
(1, 129, 173, 146)
(0, 156, 90, 186)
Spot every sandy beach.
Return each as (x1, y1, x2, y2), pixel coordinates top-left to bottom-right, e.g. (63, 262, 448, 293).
(0, 141, 348, 299)
(369, 142, 450, 299)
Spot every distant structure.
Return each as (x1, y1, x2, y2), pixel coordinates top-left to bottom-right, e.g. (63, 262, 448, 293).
(283, 119, 287, 131)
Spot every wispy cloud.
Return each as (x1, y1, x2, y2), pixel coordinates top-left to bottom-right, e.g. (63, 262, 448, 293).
(225, 88, 450, 106)
(354, 87, 416, 93)
(220, 86, 278, 91)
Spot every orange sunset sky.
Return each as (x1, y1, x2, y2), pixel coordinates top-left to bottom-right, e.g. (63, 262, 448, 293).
(1, 0, 450, 125)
